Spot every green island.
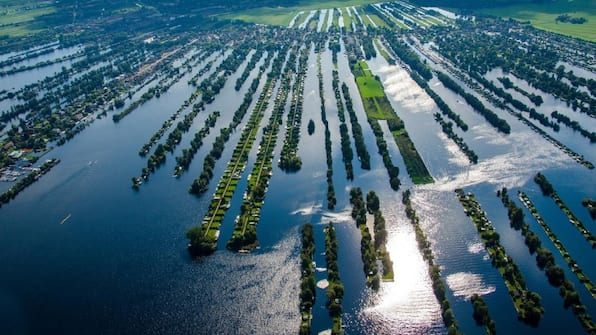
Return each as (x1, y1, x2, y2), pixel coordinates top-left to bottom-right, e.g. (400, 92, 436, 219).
(186, 48, 285, 256)
(582, 198, 596, 220)
(227, 45, 300, 251)
(299, 224, 316, 335)
(0, 158, 60, 207)
(365, 190, 393, 281)
(470, 294, 497, 335)
(349, 187, 381, 289)
(188, 51, 275, 196)
(534, 173, 596, 248)
(279, 46, 309, 173)
(402, 189, 462, 334)
(317, 51, 336, 210)
(331, 69, 355, 181)
(173, 111, 220, 177)
(341, 82, 371, 170)
(324, 223, 344, 335)
(351, 60, 433, 184)
(455, 189, 544, 327)
(518, 191, 596, 302)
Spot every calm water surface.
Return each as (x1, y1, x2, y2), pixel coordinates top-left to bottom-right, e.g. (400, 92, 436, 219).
(0, 36, 594, 335)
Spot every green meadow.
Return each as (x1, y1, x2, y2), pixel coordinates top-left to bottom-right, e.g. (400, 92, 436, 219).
(219, 0, 380, 26)
(480, 0, 596, 41)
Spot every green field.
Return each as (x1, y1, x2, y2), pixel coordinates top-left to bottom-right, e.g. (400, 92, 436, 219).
(0, 1, 56, 36)
(480, 0, 596, 41)
(353, 61, 433, 184)
(219, 0, 380, 26)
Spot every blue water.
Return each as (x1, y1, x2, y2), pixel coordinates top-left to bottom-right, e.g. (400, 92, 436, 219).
(0, 33, 595, 335)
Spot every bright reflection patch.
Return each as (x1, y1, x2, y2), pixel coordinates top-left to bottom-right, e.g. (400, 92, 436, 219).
(446, 272, 496, 299)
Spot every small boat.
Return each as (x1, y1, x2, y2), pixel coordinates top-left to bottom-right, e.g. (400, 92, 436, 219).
(60, 214, 72, 225)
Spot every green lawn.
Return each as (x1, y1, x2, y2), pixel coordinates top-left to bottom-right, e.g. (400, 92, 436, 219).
(219, 0, 381, 26)
(479, 0, 596, 41)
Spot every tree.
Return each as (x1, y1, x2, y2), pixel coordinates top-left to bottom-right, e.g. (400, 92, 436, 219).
(307, 119, 315, 135)
(366, 190, 380, 213)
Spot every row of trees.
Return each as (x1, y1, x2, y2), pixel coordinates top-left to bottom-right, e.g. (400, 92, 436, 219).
(410, 71, 468, 131)
(534, 173, 595, 247)
(174, 111, 220, 176)
(366, 190, 393, 280)
(434, 113, 478, 164)
(332, 70, 355, 180)
(437, 72, 511, 134)
(317, 53, 336, 209)
(299, 224, 316, 335)
(456, 189, 544, 326)
(324, 223, 344, 334)
(497, 77, 543, 107)
(551, 111, 596, 143)
(368, 119, 401, 190)
(341, 83, 371, 170)
(517, 191, 596, 331)
(470, 72, 559, 132)
(403, 189, 462, 334)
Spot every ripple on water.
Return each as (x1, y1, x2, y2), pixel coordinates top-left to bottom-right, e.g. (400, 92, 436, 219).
(445, 272, 496, 299)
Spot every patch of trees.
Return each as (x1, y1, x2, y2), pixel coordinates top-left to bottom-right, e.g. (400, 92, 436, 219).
(551, 111, 596, 143)
(471, 294, 496, 335)
(366, 190, 393, 280)
(437, 72, 511, 134)
(299, 224, 316, 335)
(349, 188, 381, 290)
(189, 127, 231, 195)
(556, 14, 587, 25)
(307, 119, 315, 135)
(361, 34, 377, 60)
(186, 225, 217, 256)
(471, 72, 559, 131)
(341, 83, 371, 170)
